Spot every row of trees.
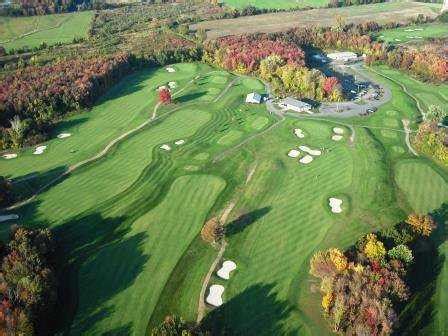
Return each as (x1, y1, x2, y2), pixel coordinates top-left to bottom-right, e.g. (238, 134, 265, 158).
(203, 35, 343, 101)
(0, 226, 57, 335)
(310, 213, 436, 335)
(0, 53, 131, 149)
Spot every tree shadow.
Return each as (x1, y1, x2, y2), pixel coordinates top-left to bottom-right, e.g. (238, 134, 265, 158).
(200, 283, 299, 335)
(52, 116, 89, 134)
(52, 212, 149, 335)
(8, 165, 67, 202)
(394, 203, 448, 335)
(225, 207, 271, 237)
(175, 91, 207, 103)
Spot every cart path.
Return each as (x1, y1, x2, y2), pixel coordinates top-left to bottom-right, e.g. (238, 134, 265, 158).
(402, 119, 419, 156)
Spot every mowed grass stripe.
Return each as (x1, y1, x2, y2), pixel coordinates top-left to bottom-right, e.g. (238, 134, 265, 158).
(71, 175, 226, 335)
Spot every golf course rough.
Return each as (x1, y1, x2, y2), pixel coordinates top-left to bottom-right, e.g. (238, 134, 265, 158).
(2, 61, 448, 336)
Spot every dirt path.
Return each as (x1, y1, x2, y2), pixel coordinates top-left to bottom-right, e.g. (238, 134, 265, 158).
(402, 119, 419, 156)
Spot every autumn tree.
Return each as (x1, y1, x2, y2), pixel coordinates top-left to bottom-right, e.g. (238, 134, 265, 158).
(425, 105, 447, 124)
(405, 214, 436, 237)
(158, 88, 172, 104)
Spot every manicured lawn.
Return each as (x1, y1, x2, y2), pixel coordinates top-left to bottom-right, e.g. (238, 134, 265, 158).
(395, 160, 448, 214)
(223, 0, 328, 9)
(0, 11, 93, 51)
(2, 62, 448, 336)
(374, 22, 448, 45)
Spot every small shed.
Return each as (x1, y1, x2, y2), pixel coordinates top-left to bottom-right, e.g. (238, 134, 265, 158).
(245, 92, 262, 104)
(279, 97, 312, 113)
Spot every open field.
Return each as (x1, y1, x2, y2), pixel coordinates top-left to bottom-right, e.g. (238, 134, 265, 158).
(0, 11, 93, 51)
(223, 0, 328, 9)
(374, 22, 448, 45)
(191, 2, 441, 39)
(1, 62, 447, 335)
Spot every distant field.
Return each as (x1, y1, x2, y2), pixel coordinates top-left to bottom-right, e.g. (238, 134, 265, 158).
(374, 22, 448, 45)
(192, 2, 441, 39)
(223, 0, 328, 9)
(0, 11, 93, 51)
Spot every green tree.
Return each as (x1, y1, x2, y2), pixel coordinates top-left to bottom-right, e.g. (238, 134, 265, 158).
(8, 116, 26, 149)
(425, 105, 447, 124)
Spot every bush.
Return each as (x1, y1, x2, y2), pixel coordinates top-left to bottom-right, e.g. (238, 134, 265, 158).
(388, 245, 414, 264)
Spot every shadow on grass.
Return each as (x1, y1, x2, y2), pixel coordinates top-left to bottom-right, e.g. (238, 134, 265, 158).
(52, 212, 149, 335)
(175, 92, 207, 104)
(200, 283, 298, 335)
(225, 207, 271, 236)
(395, 203, 448, 335)
(52, 116, 89, 134)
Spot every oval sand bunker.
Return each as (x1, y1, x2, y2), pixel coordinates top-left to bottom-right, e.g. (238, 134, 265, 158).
(2, 153, 17, 159)
(294, 128, 305, 138)
(217, 260, 237, 280)
(329, 198, 343, 213)
(57, 133, 71, 139)
(300, 155, 313, 164)
(287, 149, 300, 158)
(206, 285, 224, 307)
(333, 127, 344, 135)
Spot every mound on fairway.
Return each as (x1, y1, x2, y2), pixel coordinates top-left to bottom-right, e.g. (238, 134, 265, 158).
(1, 11, 93, 51)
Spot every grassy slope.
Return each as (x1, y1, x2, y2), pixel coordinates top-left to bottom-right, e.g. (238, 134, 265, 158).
(374, 22, 448, 45)
(2, 60, 448, 335)
(0, 11, 93, 51)
(223, 0, 328, 9)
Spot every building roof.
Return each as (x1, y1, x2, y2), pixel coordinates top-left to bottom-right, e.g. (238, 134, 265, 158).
(327, 51, 358, 60)
(246, 92, 262, 102)
(280, 97, 311, 109)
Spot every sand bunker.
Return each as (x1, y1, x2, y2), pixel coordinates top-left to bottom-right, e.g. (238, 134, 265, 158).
(217, 260, 237, 280)
(2, 153, 17, 159)
(333, 127, 344, 135)
(299, 145, 321, 156)
(57, 133, 71, 139)
(166, 67, 176, 73)
(0, 214, 19, 223)
(332, 135, 343, 141)
(160, 144, 171, 151)
(287, 149, 300, 158)
(175, 139, 185, 145)
(299, 155, 313, 164)
(168, 81, 177, 89)
(206, 285, 224, 307)
(329, 198, 343, 213)
(294, 128, 305, 138)
(33, 145, 47, 155)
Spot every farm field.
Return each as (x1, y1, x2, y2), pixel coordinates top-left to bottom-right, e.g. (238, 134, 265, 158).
(191, 2, 441, 39)
(1, 61, 448, 335)
(0, 11, 93, 51)
(223, 0, 328, 9)
(374, 22, 448, 45)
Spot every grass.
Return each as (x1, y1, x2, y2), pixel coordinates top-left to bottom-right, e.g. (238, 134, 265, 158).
(0, 11, 93, 51)
(192, 2, 440, 39)
(373, 22, 448, 45)
(222, 0, 328, 9)
(395, 160, 448, 213)
(2, 61, 448, 335)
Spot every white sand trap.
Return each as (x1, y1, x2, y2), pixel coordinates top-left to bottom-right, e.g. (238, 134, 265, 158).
(206, 285, 224, 307)
(0, 214, 19, 223)
(294, 128, 305, 138)
(2, 153, 17, 159)
(33, 145, 47, 155)
(217, 260, 237, 280)
(175, 139, 185, 145)
(158, 85, 167, 91)
(287, 149, 300, 158)
(57, 133, 71, 139)
(329, 198, 343, 213)
(299, 145, 321, 156)
(166, 67, 176, 73)
(168, 81, 177, 89)
(395, 39, 401, 42)
(333, 127, 344, 135)
(332, 135, 343, 141)
(299, 155, 313, 164)
(160, 144, 171, 151)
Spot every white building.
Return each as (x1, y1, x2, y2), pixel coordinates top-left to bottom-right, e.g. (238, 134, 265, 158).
(327, 51, 358, 63)
(245, 92, 262, 104)
(279, 98, 312, 113)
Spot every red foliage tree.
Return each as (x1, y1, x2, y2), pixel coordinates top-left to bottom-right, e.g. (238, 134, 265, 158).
(158, 88, 172, 104)
(323, 77, 340, 95)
